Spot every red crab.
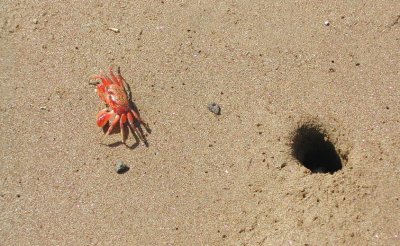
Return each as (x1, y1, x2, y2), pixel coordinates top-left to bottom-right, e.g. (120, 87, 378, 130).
(94, 67, 147, 144)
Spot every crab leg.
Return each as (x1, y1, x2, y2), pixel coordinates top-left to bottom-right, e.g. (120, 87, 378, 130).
(109, 67, 122, 86)
(120, 114, 127, 143)
(101, 115, 120, 143)
(127, 111, 143, 141)
(130, 109, 146, 126)
(96, 84, 108, 103)
(117, 67, 125, 85)
(95, 73, 114, 103)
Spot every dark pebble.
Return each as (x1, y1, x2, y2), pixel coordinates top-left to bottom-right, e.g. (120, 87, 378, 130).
(208, 103, 221, 115)
(116, 161, 129, 174)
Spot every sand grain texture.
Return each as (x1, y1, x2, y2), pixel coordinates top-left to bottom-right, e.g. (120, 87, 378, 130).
(1, 0, 399, 245)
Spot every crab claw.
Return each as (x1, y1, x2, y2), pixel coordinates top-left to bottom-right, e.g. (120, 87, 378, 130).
(96, 109, 114, 127)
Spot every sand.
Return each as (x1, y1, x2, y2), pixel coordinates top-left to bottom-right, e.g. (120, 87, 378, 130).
(1, 1, 399, 245)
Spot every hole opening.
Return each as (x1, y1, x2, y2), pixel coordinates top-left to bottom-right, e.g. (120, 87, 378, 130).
(291, 124, 342, 174)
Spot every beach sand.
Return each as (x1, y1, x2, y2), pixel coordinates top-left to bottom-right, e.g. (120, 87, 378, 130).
(1, 1, 399, 245)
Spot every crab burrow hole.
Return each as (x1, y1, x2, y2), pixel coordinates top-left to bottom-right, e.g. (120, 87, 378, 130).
(291, 123, 342, 174)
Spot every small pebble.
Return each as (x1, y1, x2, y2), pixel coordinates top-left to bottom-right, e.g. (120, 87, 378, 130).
(324, 20, 330, 26)
(208, 103, 221, 115)
(32, 19, 38, 24)
(116, 160, 129, 174)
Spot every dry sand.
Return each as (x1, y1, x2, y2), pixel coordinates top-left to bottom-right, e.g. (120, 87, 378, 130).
(1, 1, 399, 245)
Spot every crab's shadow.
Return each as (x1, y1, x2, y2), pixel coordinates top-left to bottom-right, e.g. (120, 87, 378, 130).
(105, 141, 140, 149)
